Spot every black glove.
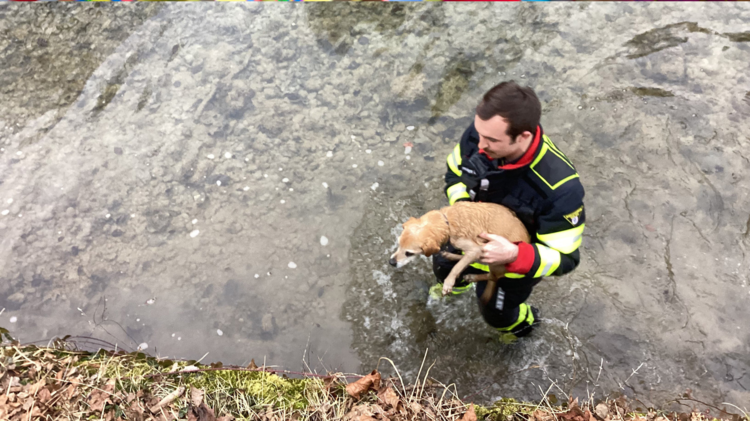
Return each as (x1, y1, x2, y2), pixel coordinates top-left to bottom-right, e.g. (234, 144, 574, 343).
(460, 153, 496, 196)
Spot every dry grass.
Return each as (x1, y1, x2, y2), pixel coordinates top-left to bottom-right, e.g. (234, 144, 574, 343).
(0, 337, 747, 421)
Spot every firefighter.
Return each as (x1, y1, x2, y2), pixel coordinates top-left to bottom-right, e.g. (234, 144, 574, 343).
(432, 81, 585, 340)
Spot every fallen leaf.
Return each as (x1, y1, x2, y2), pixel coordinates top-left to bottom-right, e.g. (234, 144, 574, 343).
(323, 376, 337, 392)
(103, 378, 116, 393)
(191, 387, 205, 407)
(264, 406, 274, 421)
(345, 370, 381, 399)
(188, 402, 217, 421)
(217, 416, 236, 421)
(105, 409, 116, 421)
(460, 404, 477, 421)
(370, 404, 387, 418)
(28, 379, 46, 396)
(148, 396, 161, 408)
(614, 395, 629, 413)
(19, 406, 42, 420)
(7, 406, 23, 419)
(409, 402, 422, 414)
(377, 387, 400, 409)
(37, 388, 52, 404)
(595, 403, 609, 419)
(344, 405, 377, 421)
(532, 409, 556, 421)
(89, 388, 110, 412)
(156, 413, 173, 421)
(65, 378, 80, 399)
(128, 399, 146, 416)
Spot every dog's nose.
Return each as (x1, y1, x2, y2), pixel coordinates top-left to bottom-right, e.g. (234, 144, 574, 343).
(388, 258, 397, 267)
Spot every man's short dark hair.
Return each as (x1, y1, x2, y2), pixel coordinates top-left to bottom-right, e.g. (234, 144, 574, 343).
(475, 81, 541, 142)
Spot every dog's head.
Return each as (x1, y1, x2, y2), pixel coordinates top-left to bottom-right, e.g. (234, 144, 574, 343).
(388, 213, 444, 268)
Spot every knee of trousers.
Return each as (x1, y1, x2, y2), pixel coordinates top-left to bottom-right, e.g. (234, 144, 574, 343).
(478, 302, 521, 329)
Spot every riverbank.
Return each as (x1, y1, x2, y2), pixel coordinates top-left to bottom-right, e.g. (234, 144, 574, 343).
(1, 336, 746, 421)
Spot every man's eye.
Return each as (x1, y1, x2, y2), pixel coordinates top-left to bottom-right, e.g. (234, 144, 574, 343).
(405, 252, 414, 257)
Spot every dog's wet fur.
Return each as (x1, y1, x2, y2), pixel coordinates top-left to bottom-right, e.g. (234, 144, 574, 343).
(389, 202, 530, 304)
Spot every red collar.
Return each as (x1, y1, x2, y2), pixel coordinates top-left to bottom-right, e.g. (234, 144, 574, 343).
(480, 126, 541, 170)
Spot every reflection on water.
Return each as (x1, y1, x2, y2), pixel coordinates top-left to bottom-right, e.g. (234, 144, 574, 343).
(1, 3, 750, 408)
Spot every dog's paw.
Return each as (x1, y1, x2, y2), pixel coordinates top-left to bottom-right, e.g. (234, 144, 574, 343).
(442, 284, 453, 296)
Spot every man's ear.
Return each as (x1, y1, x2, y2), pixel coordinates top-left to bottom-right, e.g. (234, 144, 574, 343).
(516, 130, 534, 144)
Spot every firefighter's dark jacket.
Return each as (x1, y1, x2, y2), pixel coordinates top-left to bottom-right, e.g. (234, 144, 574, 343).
(444, 123, 585, 282)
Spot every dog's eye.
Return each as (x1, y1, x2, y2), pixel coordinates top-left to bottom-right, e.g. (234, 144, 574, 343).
(405, 251, 414, 257)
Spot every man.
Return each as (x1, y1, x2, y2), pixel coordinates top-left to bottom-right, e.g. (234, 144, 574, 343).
(433, 81, 585, 340)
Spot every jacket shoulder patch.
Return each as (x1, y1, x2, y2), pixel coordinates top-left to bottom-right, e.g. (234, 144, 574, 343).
(564, 206, 584, 226)
(531, 145, 578, 190)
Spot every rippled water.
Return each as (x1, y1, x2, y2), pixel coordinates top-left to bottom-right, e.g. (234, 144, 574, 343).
(1, 3, 749, 408)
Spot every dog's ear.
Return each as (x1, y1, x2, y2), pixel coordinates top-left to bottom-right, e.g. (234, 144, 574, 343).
(402, 217, 417, 228)
(421, 236, 441, 257)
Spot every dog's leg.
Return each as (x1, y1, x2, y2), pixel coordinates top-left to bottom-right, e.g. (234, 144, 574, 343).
(463, 273, 490, 282)
(442, 253, 481, 296)
(439, 251, 464, 261)
(442, 238, 482, 296)
(480, 281, 496, 305)
(479, 265, 507, 305)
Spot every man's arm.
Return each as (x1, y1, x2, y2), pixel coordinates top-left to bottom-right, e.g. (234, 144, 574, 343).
(503, 185, 585, 280)
(444, 124, 480, 205)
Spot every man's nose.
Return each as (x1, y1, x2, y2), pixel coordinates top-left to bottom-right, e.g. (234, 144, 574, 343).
(388, 257, 397, 267)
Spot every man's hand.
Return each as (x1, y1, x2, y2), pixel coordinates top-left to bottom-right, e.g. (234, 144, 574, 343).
(478, 232, 519, 265)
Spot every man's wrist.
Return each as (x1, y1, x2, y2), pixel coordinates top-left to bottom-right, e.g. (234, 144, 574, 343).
(505, 242, 535, 274)
(509, 244, 519, 263)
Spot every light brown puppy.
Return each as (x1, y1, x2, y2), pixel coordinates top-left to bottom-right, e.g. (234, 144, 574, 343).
(389, 202, 530, 304)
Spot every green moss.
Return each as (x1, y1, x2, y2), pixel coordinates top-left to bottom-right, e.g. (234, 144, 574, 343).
(431, 58, 474, 118)
(3, 344, 746, 421)
(724, 32, 750, 43)
(476, 397, 536, 421)
(629, 87, 675, 98)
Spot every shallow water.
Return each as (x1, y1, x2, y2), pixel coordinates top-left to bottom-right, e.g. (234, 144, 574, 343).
(1, 3, 749, 408)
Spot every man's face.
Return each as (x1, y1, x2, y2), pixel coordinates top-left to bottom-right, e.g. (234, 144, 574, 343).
(474, 115, 520, 160)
